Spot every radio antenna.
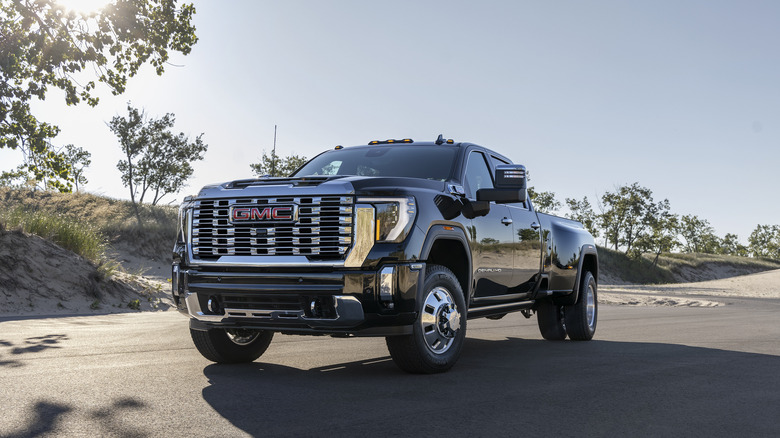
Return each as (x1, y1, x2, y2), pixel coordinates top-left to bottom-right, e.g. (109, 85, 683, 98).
(271, 124, 277, 176)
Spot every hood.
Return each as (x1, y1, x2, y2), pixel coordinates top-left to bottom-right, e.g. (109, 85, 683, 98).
(195, 175, 447, 199)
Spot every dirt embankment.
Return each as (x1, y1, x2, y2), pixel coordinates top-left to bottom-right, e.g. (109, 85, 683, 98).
(600, 268, 780, 307)
(0, 228, 171, 316)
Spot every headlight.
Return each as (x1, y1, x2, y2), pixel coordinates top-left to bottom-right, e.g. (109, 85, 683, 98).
(359, 197, 416, 243)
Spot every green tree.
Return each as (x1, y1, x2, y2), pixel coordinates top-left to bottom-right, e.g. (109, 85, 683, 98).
(748, 224, 780, 259)
(679, 215, 717, 253)
(61, 144, 91, 193)
(109, 104, 207, 210)
(718, 233, 749, 257)
(527, 186, 560, 214)
(250, 151, 307, 177)
(565, 196, 599, 238)
(598, 183, 655, 254)
(635, 206, 679, 266)
(0, 140, 83, 191)
(1, 0, 197, 186)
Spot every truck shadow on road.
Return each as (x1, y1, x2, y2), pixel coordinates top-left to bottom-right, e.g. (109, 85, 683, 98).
(200, 337, 780, 437)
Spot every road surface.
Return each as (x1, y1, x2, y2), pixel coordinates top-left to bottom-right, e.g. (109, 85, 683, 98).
(1, 296, 779, 437)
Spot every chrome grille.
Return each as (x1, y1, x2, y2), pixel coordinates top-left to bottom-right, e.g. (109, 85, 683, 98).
(191, 196, 354, 260)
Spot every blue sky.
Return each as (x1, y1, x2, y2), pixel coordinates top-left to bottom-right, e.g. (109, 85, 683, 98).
(2, 0, 779, 244)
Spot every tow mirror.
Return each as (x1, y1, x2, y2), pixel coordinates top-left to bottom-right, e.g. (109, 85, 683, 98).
(476, 164, 527, 203)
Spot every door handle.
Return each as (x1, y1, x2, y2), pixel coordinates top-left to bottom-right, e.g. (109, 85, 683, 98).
(501, 217, 513, 226)
(530, 222, 541, 230)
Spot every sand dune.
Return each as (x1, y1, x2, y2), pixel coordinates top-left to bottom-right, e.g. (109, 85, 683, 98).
(600, 269, 780, 307)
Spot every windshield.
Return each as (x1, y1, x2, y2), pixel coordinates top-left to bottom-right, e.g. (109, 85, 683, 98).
(292, 146, 458, 181)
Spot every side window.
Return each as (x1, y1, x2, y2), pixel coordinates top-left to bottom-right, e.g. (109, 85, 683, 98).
(464, 152, 494, 199)
(490, 155, 509, 168)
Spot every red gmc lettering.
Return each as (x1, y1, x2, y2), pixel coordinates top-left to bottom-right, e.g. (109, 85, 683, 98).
(232, 206, 293, 221)
(272, 207, 292, 220)
(232, 207, 251, 221)
(251, 207, 273, 220)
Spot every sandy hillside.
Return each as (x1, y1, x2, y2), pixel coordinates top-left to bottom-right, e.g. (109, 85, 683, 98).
(600, 268, 780, 307)
(0, 228, 172, 316)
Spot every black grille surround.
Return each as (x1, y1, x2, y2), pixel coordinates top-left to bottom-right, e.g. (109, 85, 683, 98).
(190, 196, 355, 261)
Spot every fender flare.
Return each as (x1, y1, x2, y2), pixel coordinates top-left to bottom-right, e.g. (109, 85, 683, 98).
(568, 244, 599, 305)
(419, 224, 473, 301)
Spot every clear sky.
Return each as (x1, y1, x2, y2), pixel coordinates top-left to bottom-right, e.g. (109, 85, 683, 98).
(2, 0, 779, 244)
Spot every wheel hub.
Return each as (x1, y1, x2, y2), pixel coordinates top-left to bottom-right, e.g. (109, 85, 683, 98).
(437, 303, 461, 338)
(420, 286, 461, 355)
(225, 329, 260, 345)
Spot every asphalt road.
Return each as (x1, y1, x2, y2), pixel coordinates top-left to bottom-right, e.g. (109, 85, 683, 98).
(1, 296, 779, 438)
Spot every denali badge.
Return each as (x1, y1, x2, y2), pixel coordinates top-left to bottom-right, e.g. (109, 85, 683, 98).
(229, 205, 297, 223)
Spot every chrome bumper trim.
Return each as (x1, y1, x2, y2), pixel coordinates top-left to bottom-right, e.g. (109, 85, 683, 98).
(185, 294, 365, 328)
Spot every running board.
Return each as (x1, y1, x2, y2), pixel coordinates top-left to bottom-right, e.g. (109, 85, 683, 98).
(467, 301, 534, 319)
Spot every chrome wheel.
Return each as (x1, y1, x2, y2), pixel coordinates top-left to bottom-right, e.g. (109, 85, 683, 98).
(225, 329, 260, 346)
(564, 271, 597, 341)
(420, 286, 461, 355)
(585, 282, 596, 330)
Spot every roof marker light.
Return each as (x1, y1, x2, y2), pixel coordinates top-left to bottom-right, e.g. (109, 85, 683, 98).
(367, 138, 415, 145)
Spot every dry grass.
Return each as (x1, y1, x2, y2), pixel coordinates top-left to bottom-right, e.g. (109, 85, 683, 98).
(599, 246, 780, 284)
(0, 187, 177, 260)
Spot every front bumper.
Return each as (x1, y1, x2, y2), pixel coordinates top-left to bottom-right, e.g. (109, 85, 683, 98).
(172, 263, 421, 336)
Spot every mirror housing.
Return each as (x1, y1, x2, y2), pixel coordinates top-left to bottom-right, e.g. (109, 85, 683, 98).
(476, 164, 527, 204)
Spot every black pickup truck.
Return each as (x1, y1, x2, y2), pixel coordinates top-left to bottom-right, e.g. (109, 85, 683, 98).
(172, 136, 598, 373)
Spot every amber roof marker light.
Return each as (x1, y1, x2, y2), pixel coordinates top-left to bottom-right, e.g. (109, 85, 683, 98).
(435, 134, 455, 145)
(368, 138, 414, 145)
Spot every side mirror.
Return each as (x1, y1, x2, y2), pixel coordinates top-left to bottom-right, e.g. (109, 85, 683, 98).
(476, 164, 527, 203)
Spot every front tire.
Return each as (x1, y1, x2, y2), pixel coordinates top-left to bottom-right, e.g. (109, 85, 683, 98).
(564, 271, 597, 340)
(386, 265, 466, 374)
(190, 327, 274, 363)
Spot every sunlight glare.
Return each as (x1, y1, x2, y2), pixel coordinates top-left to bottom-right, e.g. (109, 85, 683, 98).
(56, 0, 113, 14)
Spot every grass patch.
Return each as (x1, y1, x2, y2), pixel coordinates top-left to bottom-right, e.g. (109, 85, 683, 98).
(0, 187, 177, 260)
(1, 206, 106, 263)
(599, 246, 780, 284)
(598, 246, 677, 284)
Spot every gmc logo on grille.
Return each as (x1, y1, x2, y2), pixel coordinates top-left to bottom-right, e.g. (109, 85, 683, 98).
(229, 205, 297, 223)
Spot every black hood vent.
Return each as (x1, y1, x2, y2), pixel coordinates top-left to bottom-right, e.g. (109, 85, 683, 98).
(227, 176, 346, 189)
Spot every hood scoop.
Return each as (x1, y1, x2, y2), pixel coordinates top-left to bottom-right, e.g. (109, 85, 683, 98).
(226, 176, 346, 189)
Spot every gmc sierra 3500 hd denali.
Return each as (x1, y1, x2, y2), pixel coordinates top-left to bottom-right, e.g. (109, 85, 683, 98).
(172, 136, 598, 373)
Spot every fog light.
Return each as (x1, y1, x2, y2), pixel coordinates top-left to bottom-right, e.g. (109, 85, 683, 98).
(380, 266, 394, 307)
(207, 296, 222, 314)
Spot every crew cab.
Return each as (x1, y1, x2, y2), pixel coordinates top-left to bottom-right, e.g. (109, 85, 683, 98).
(172, 136, 598, 373)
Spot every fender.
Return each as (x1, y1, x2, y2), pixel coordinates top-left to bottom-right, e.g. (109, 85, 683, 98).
(419, 223, 473, 303)
(560, 244, 599, 306)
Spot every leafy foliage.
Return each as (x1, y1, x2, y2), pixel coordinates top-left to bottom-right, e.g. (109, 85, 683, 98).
(565, 196, 599, 238)
(249, 150, 307, 177)
(109, 104, 207, 206)
(0, 0, 198, 185)
(61, 144, 91, 192)
(598, 183, 661, 254)
(748, 224, 780, 259)
(527, 186, 560, 214)
(679, 214, 719, 253)
(0, 142, 90, 192)
(635, 205, 679, 265)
